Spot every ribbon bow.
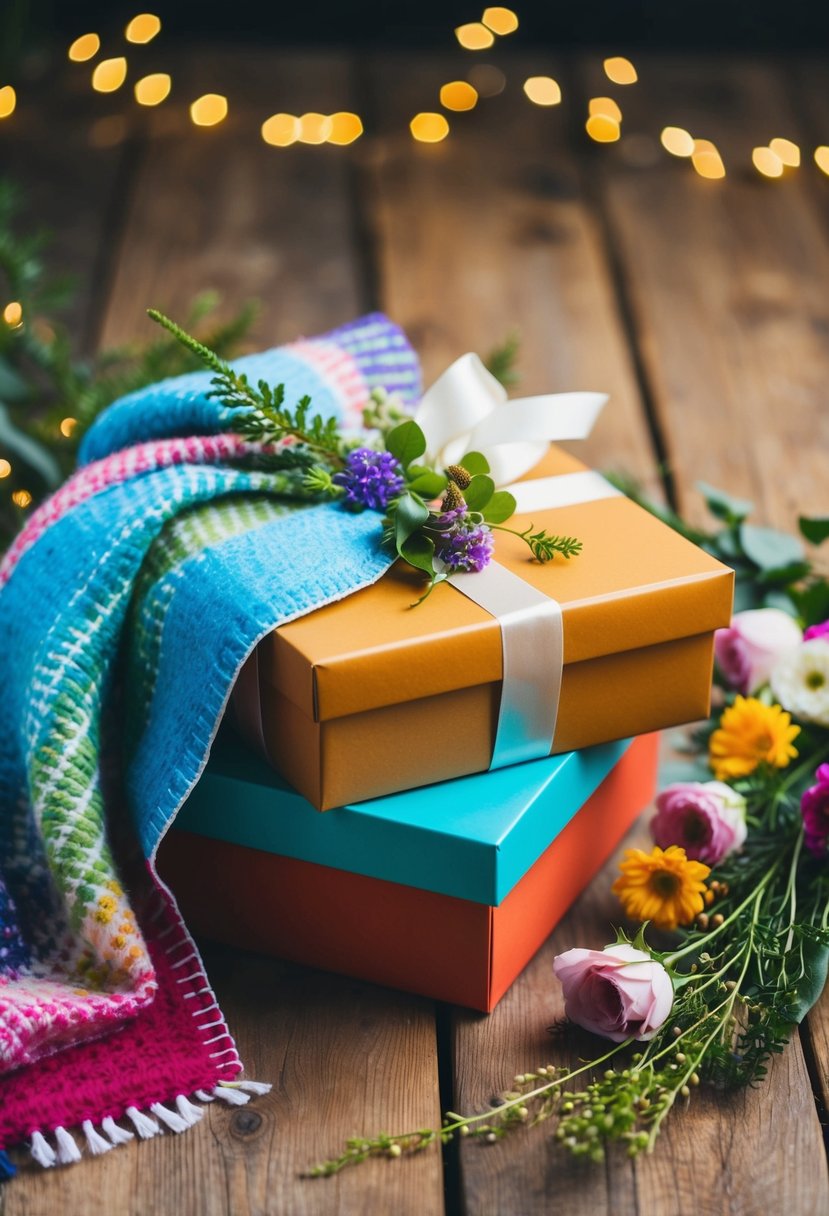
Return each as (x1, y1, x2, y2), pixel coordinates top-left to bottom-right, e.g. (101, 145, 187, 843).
(413, 353, 608, 487)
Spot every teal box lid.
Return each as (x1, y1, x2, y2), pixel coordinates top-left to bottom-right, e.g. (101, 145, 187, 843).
(179, 732, 633, 906)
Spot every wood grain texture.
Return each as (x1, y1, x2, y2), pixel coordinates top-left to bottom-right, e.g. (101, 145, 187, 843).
(580, 56, 829, 526)
(98, 50, 368, 351)
(3, 950, 443, 1216)
(363, 51, 663, 497)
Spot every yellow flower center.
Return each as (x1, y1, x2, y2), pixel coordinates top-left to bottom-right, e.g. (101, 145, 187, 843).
(807, 670, 825, 690)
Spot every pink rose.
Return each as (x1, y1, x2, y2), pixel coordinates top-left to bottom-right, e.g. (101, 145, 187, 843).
(804, 619, 829, 641)
(714, 608, 802, 694)
(552, 943, 673, 1042)
(651, 780, 747, 865)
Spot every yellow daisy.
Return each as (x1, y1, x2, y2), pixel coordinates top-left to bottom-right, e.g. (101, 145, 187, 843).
(612, 845, 710, 930)
(709, 695, 800, 782)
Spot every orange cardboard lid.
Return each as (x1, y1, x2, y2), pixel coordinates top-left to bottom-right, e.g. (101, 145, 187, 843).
(262, 447, 734, 721)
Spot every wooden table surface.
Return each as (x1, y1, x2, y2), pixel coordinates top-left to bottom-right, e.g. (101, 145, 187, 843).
(2, 44, 829, 1216)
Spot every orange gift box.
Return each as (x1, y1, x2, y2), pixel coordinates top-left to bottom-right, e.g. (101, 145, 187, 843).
(234, 447, 732, 810)
(158, 734, 659, 1012)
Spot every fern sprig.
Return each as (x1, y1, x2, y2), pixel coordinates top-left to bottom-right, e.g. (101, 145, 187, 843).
(492, 523, 584, 563)
(147, 309, 346, 465)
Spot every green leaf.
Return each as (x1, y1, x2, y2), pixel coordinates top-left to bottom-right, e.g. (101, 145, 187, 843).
(762, 589, 799, 616)
(394, 492, 430, 552)
(755, 560, 812, 587)
(464, 474, 495, 512)
(799, 516, 829, 546)
(792, 579, 829, 627)
(407, 470, 448, 499)
(399, 532, 436, 575)
(483, 490, 517, 524)
(697, 482, 753, 524)
(739, 523, 805, 572)
(386, 420, 426, 469)
(792, 938, 829, 1023)
(459, 451, 490, 477)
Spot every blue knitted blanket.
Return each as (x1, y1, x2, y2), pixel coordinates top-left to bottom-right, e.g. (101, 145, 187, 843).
(0, 314, 420, 1164)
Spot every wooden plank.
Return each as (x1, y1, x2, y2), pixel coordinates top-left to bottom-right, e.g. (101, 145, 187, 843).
(363, 51, 663, 498)
(4, 47, 445, 1215)
(98, 49, 368, 350)
(4, 949, 444, 1216)
(579, 55, 829, 528)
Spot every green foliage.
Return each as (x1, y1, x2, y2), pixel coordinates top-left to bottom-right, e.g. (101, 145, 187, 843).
(484, 331, 521, 388)
(385, 419, 426, 469)
(0, 182, 255, 550)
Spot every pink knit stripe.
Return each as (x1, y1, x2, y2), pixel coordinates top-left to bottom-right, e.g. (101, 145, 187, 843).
(290, 340, 368, 426)
(0, 433, 252, 588)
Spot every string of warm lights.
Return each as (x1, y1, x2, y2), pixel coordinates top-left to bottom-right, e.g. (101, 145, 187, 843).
(2, 8, 829, 508)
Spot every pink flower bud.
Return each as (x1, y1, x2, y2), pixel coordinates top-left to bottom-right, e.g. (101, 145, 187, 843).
(552, 943, 673, 1043)
(714, 608, 802, 695)
(651, 781, 747, 865)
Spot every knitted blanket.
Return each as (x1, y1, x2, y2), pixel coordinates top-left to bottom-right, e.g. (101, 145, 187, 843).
(0, 314, 420, 1170)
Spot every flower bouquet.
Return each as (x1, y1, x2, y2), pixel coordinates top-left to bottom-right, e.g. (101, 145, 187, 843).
(309, 484, 829, 1172)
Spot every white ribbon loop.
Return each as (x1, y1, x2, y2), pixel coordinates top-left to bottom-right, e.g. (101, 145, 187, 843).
(414, 352, 608, 485)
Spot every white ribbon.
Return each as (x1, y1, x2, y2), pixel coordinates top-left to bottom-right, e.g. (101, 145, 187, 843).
(413, 352, 608, 487)
(415, 353, 618, 768)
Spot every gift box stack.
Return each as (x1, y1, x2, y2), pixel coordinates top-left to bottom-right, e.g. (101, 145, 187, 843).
(158, 445, 733, 1012)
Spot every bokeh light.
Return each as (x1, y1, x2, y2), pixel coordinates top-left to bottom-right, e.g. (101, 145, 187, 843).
(11, 490, 32, 508)
(410, 112, 450, 142)
(815, 146, 829, 176)
(60, 417, 78, 438)
(440, 81, 478, 111)
(3, 301, 23, 328)
(92, 58, 127, 93)
(190, 94, 228, 126)
(752, 147, 784, 178)
(455, 23, 495, 50)
(261, 113, 299, 146)
(589, 97, 622, 122)
(586, 114, 620, 143)
(125, 13, 161, 44)
(0, 86, 17, 118)
(0, 459, 10, 479)
(660, 126, 695, 157)
(691, 139, 726, 179)
(134, 73, 171, 106)
(481, 7, 519, 35)
(327, 112, 363, 145)
(523, 76, 561, 106)
(298, 113, 333, 144)
(769, 137, 800, 167)
(68, 33, 100, 62)
(604, 56, 638, 84)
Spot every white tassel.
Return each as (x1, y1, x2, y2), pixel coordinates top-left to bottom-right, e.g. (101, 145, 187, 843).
(213, 1085, 251, 1106)
(195, 1089, 216, 1103)
(30, 1130, 57, 1168)
(126, 1106, 161, 1139)
(102, 1116, 134, 1145)
(82, 1120, 113, 1156)
(175, 1095, 205, 1126)
(235, 1080, 272, 1096)
(54, 1126, 81, 1165)
(150, 1102, 190, 1133)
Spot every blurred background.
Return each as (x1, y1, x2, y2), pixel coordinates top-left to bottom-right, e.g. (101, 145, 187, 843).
(0, 0, 827, 548)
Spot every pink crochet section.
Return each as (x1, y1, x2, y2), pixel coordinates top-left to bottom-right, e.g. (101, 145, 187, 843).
(0, 865, 239, 1147)
(289, 340, 367, 429)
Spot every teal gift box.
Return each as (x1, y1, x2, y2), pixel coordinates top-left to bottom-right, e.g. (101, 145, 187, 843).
(159, 733, 659, 1010)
